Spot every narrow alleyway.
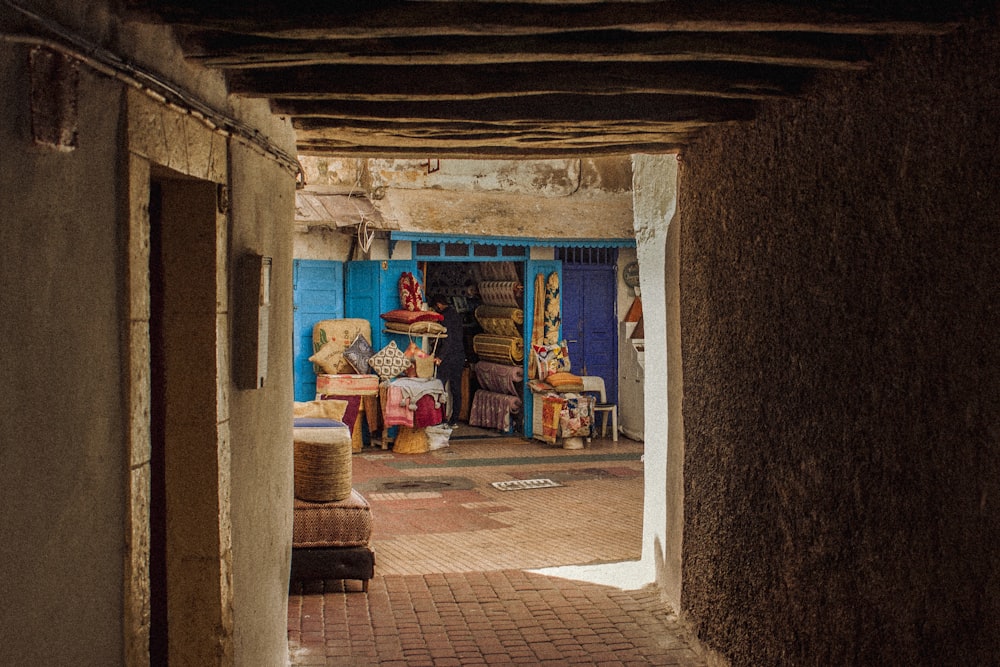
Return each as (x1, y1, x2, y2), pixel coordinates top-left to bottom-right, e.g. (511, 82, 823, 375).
(288, 432, 708, 666)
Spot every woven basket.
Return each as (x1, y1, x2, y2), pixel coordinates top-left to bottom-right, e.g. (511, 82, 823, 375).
(294, 430, 352, 502)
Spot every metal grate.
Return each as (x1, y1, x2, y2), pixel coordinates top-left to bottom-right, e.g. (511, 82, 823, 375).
(556, 246, 618, 265)
(490, 478, 563, 491)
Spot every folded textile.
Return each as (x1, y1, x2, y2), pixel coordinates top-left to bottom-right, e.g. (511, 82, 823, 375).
(391, 377, 447, 410)
(473, 333, 524, 365)
(540, 394, 565, 444)
(380, 308, 443, 324)
(384, 320, 447, 336)
(475, 360, 524, 396)
(413, 394, 444, 428)
(382, 385, 414, 427)
(560, 394, 595, 437)
(469, 390, 522, 432)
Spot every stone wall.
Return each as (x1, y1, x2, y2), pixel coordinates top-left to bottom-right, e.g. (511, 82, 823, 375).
(0, 48, 128, 667)
(677, 22, 1000, 666)
(0, 3, 297, 664)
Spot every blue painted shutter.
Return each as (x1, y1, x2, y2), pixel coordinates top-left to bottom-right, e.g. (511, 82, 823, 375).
(345, 260, 419, 351)
(292, 259, 344, 401)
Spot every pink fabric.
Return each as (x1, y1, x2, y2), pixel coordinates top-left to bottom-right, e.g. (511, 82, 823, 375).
(383, 385, 414, 427)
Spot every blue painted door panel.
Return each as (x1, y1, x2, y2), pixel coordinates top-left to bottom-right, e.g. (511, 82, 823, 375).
(523, 259, 562, 437)
(293, 260, 344, 401)
(345, 259, 419, 351)
(562, 264, 619, 405)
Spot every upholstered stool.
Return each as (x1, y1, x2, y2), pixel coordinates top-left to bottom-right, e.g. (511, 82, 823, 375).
(291, 489, 375, 591)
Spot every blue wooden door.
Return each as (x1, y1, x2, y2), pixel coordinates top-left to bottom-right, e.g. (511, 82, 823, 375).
(562, 264, 619, 404)
(523, 259, 562, 437)
(293, 259, 344, 401)
(345, 259, 419, 351)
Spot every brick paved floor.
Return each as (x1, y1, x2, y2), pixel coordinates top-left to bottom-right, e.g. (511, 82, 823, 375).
(288, 430, 708, 666)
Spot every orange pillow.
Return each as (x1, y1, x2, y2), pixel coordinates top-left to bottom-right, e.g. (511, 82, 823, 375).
(546, 371, 583, 390)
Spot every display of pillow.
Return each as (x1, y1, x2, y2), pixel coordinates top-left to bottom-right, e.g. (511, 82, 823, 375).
(342, 333, 375, 374)
(293, 399, 349, 423)
(532, 340, 571, 378)
(383, 320, 447, 336)
(308, 339, 349, 374)
(546, 371, 584, 391)
(368, 340, 411, 380)
(398, 271, 425, 311)
(380, 309, 444, 324)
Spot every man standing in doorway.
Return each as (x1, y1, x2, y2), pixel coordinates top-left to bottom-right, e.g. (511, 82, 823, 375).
(431, 294, 466, 426)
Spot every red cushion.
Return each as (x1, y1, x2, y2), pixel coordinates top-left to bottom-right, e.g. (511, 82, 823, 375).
(398, 272, 424, 311)
(380, 309, 444, 324)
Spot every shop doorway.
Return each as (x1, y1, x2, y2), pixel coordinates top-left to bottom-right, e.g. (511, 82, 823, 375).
(559, 247, 619, 405)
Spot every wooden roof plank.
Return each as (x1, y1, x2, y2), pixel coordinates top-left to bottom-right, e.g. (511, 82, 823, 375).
(275, 94, 757, 124)
(182, 29, 875, 71)
(227, 61, 809, 100)
(134, 1, 963, 38)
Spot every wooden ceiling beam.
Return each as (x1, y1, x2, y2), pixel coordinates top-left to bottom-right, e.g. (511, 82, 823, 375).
(274, 94, 757, 125)
(227, 61, 810, 101)
(294, 142, 685, 159)
(292, 124, 698, 146)
(181, 30, 875, 71)
(133, 1, 962, 39)
(284, 117, 702, 139)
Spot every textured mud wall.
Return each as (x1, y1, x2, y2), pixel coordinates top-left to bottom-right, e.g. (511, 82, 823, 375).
(0, 53, 127, 666)
(678, 22, 1000, 667)
(227, 101, 299, 667)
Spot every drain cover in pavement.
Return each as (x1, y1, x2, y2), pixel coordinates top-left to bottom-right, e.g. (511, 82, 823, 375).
(365, 476, 476, 493)
(491, 478, 563, 491)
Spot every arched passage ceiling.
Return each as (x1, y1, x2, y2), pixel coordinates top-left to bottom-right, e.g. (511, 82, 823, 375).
(127, 1, 981, 158)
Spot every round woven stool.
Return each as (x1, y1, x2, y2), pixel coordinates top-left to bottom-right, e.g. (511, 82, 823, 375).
(293, 419, 352, 502)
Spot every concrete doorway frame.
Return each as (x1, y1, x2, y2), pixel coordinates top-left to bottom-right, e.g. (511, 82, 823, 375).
(123, 90, 234, 666)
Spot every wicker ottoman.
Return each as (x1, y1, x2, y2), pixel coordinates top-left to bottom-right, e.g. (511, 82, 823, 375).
(291, 489, 375, 591)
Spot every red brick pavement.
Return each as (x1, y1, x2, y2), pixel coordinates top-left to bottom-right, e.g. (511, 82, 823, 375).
(288, 570, 707, 666)
(288, 435, 707, 666)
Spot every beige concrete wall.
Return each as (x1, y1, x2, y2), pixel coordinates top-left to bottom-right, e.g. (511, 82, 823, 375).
(299, 157, 635, 239)
(0, 3, 297, 665)
(0, 49, 127, 667)
(677, 21, 1000, 666)
(227, 105, 298, 666)
(631, 155, 682, 605)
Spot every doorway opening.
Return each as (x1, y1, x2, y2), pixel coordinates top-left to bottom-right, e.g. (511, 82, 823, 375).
(146, 168, 232, 665)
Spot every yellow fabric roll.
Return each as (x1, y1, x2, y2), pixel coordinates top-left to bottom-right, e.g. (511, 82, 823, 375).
(473, 334, 524, 365)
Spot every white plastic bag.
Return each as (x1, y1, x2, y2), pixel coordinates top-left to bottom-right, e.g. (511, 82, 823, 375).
(426, 424, 453, 450)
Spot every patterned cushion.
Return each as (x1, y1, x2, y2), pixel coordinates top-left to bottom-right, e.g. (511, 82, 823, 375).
(369, 340, 411, 380)
(384, 320, 447, 335)
(546, 371, 584, 391)
(308, 339, 347, 374)
(342, 333, 374, 374)
(532, 340, 571, 378)
(380, 308, 444, 324)
(398, 271, 424, 311)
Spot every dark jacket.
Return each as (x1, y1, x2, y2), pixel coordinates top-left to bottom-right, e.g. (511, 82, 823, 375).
(437, 306, 466, 375)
